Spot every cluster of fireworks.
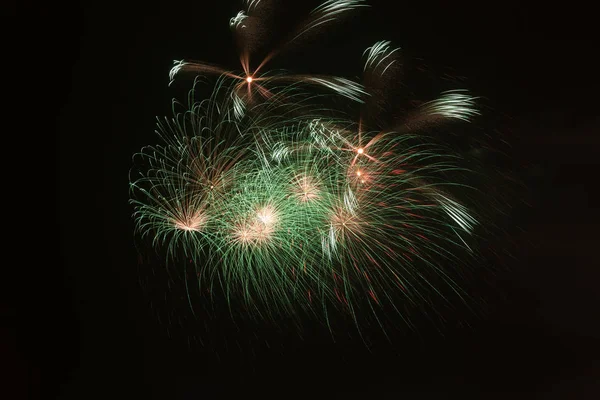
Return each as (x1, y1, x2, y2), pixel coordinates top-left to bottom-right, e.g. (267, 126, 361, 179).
(130, 0, 505, 331)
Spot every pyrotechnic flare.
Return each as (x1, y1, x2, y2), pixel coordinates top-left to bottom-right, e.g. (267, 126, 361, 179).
(169, 0, 369, 108)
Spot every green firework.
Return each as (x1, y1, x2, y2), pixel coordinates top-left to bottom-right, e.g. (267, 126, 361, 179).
(130, 1, 510, 334)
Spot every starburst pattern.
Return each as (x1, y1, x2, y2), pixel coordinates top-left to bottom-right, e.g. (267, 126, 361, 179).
(130, 1, 512, 334)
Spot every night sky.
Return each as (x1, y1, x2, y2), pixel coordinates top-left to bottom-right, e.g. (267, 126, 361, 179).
(24, 0, 600, 397)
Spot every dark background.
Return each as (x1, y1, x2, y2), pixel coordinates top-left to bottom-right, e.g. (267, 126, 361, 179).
(16, 0, 600, 398)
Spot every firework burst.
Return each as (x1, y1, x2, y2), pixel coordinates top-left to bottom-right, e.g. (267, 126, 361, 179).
(130, 1, 513, 336)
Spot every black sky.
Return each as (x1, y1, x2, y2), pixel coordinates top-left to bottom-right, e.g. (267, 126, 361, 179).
(23, 0, 600, 398)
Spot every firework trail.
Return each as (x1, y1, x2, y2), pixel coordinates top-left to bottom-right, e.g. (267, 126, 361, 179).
(130, 1, 513, 335)
(169, 0, 369, 111)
